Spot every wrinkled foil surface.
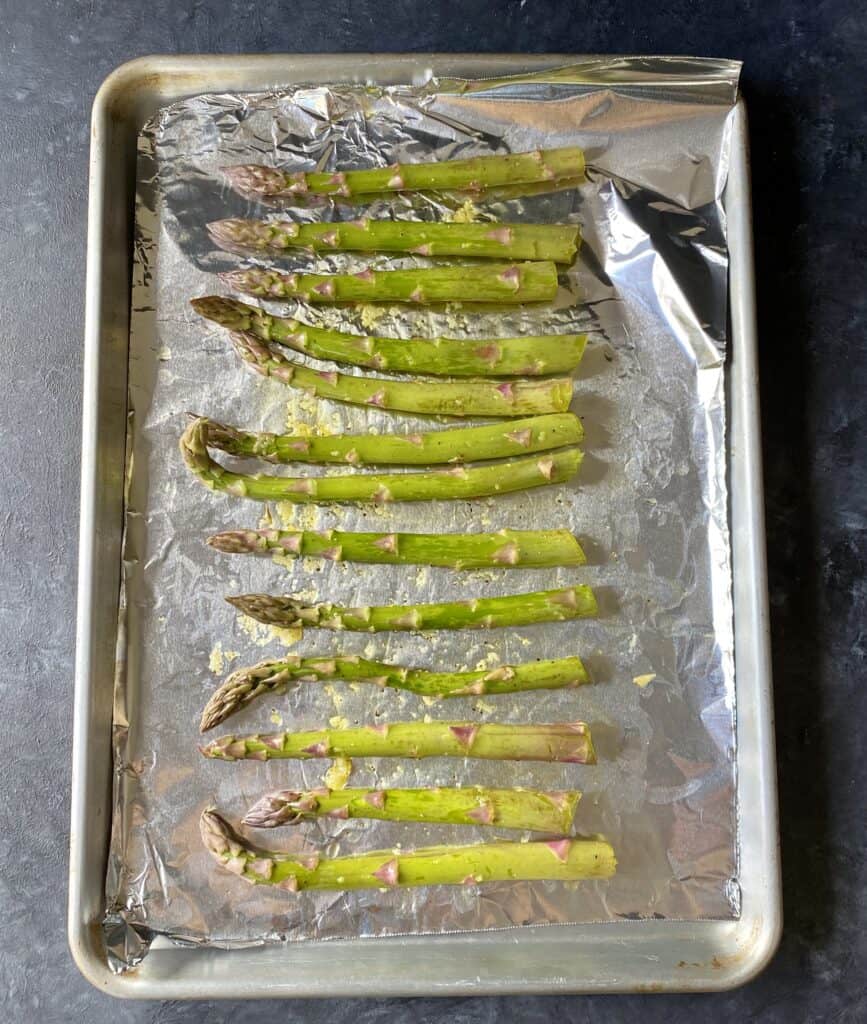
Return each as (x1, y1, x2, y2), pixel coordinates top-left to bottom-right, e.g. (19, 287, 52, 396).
(105, 57, 742, 971)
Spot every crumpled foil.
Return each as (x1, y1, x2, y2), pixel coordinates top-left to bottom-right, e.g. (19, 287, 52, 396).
(105, 57, 742, 972)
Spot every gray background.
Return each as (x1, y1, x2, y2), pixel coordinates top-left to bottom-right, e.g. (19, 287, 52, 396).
(0, 1, 864, 1021)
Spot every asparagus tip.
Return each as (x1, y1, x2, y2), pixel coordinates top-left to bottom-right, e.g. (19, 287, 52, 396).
(199, 807, 234, 858)
(191, 294, 248, 326)
(243, 791, 305, 828)
(178, 418, 209, 472)
(206, 530, 253, 554)
(222, 164, 289, 196)
(218, 269, 247, 291)
(229, 330, 274, 369)
(198, 707, 225, 734)
(206, 218, 236, 245)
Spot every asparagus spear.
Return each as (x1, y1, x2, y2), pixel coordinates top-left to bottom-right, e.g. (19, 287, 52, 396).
(180, 418, 582, 504)
(219, 262, 558, 304)
(201, 809, 616, 891)
(244, 785, 581, 832)
(200, 654, 591, 732)
(230, 332, 574, 417)
(235, 174, 587, 211)
(201, 721, 596, 764)
(194, 296, 585, 377)
(208, 218, 580, 263)
(208, 526, 585, 569)
(237, 174, 589, 211)
(199, 413, 583, 466)
(223, 147, 586, 199)
(226, 586, 597, 631)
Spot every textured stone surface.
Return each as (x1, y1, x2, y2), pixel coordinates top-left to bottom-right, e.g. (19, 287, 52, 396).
(0, 0, 864, 1019)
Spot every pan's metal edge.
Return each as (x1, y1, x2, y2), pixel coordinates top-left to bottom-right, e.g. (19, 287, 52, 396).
(716, 98, 782, 986)
(69, 66, 128, 998)
(69, 55, 780, 999)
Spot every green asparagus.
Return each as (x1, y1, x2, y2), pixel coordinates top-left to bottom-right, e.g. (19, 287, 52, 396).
(201, 720, 596, 764)
(241, 174, 587, 212)
(244, 785, 581, 832)
(219, 262, 559, 304)
(194, 296, 585, 376)
(223, 147, 586, 199)
(208, 526, 585, 569)
(230, 331, 574, 417)
(453, 174, 587, 204)
(180, 418, 582, 504)
(245, 172, 589, 211)
(201, 809, 616, 891)
(208, 218, 580, 263)
(199, 413, 583, 466)
(226, 585, 598, 631)
(200, 654, 591, 731)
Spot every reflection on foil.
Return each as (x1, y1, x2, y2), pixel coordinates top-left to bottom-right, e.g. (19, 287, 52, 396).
(105, 56, 742, 970)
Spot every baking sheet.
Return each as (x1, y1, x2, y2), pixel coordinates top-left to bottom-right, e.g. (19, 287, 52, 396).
(105, 59, 741, 970)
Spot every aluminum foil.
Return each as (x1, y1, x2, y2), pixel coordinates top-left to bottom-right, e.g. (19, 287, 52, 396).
(105, 57, 742, 971)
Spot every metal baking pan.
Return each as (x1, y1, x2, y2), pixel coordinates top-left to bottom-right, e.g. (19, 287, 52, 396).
(70, 53, 781, 997)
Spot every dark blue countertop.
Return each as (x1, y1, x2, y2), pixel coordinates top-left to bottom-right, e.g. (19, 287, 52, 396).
(0, 2, 863, 1020)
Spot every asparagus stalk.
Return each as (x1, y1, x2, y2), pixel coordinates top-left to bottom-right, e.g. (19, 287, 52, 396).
(230, 331, 574, 417)
(194, 296, 585, 377)
(219, 262, 559, 304)
(199, 413, 583, 466)
(223, 147, 586, 199)
(208, 526, 585, 569)
(180, 418, 582, 504)
(244, 786, 581, 833)
(226, 586, 597, 631)
(208, 218, 580, 263)
(200, 654, 591, 732)
(201, 721, 596, 764)
(452, 174, 587, 204)
(236, 174, 587, 212)
(201, 809, 616, 891)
